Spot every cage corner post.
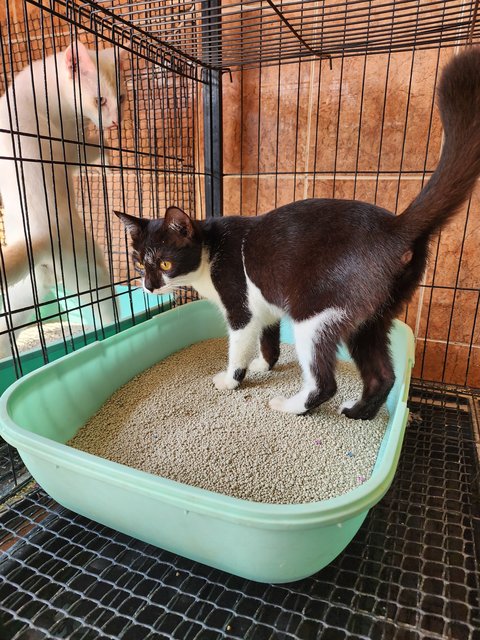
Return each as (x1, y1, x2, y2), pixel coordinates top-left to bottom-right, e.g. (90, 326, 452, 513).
(202, 0, 223, 218)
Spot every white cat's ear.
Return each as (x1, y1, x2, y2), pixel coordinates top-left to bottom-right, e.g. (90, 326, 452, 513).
(119, 48, 128, 67)
(114, 210, 148, 235)
(164, 206, 194, 239)
(64, 41, 95, 79)
(117, 47, 128, 70)
(99, 47, 127, 70)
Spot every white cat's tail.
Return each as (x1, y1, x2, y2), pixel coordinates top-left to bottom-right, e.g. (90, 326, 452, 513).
(0, 237, 50, 286)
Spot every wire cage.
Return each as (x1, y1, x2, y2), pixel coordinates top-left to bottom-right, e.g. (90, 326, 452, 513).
(0, 0, 205, 387)
(1, 1, 480, 639)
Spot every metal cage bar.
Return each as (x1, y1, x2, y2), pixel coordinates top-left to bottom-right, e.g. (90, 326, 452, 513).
(1, 2, 480, 637)
(202, 0, 224, 218)
(71, 0, 480, 69)
(0, 0, 203, 398)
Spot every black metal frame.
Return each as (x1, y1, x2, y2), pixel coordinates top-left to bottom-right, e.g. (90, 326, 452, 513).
(0, 0, 204, 373)
(203, 67, 223, 218)
(202, 0, 223, 218)
(70, 0, 480, 69)
(1, 2, 480, 637)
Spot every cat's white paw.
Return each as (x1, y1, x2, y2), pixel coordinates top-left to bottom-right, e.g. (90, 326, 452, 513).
(338, 398, 357, 415)
(213, 371, 239, 391)
(269, 395, 305, 414)
(248, 356, 270, 373)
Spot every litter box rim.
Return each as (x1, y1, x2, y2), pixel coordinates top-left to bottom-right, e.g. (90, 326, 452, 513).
(0, 300, 414, 530)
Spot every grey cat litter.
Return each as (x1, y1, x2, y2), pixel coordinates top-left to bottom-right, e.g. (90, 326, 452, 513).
(15, 322, 85, 354)
(69, 337, 389, 504)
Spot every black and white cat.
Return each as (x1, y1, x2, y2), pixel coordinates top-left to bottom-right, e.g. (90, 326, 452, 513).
(116, 48, 480, 420)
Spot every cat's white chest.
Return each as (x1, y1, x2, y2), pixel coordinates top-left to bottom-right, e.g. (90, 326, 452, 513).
(190, 251, 225, 313)
(193, 269, 220, 303)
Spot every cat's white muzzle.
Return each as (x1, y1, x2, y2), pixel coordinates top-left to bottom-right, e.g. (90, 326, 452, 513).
(142, 281, 174, 296)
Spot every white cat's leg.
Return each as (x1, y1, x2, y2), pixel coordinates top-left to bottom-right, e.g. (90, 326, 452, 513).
(0, 263, 57, 358)
(65, 127, 108, 174)
(82, 131, 111, 174)
(60, 237, 118, 329)
(213, 321, 260, 390)
(269, 308, 345, 414)
(88, 241, 118, 326)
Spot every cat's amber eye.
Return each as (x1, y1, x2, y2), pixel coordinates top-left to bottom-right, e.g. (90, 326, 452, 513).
(160, 260, 172, 271)
(135, 262, 145, 272)
(95, 97, 107, 107)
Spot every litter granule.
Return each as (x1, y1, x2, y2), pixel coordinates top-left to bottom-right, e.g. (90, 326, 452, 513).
(68, 337, 389, 504)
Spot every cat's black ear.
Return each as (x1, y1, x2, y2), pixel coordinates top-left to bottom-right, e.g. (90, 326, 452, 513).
(164, 206, 194, 239)
(114, 211, 148, 236)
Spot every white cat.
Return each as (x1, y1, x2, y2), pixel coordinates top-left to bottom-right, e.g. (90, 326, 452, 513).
(0, 40, 126, 357)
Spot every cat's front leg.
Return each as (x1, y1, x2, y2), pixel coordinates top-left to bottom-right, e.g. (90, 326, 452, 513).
(82, 129, 111, 172)
(213, 321, 260, 390)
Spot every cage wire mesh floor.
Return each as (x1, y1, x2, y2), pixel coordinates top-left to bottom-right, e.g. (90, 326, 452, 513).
(0, 383, 479, 640)
(0, 440, 28, 502)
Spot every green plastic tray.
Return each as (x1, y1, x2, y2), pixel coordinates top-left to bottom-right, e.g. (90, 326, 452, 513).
(0, 300, 414, 583)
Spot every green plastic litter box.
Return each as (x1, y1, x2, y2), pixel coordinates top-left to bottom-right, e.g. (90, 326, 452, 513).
(0, 299, 414, 583)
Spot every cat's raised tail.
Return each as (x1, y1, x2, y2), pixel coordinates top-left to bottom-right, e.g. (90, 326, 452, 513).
(397, 47, 480, 239)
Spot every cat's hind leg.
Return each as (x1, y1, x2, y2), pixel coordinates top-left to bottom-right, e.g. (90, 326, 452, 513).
(269, 308, 345, 414)
(341, 318, 395, 420)
(249, 321, 280, 373)
(213, 320, 261, 390)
